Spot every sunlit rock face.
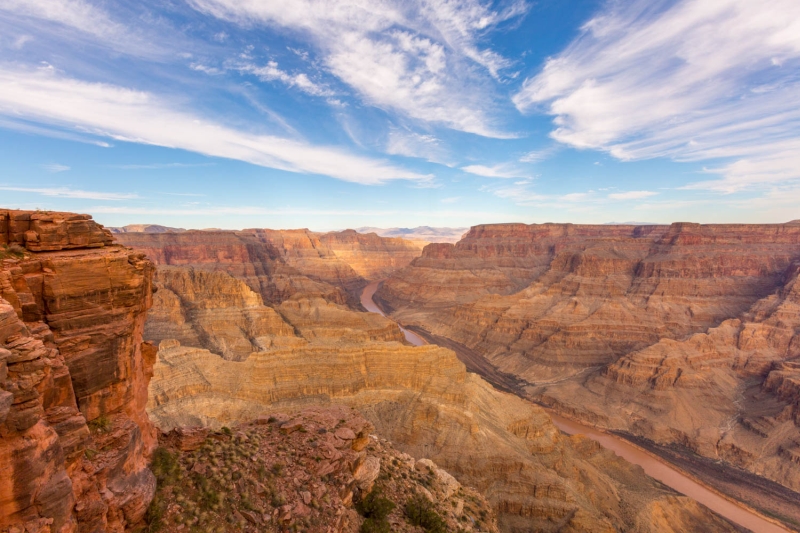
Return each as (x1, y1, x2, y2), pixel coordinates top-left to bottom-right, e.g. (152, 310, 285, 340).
(134, 225, 738, 533)
(1, 209, 156, 533)
(116, 227, 424, 304)
(378, 221, 800, 492)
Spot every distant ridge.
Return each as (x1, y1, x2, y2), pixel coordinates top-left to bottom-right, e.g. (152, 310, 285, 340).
(355, 226, 468, 243)
(108, 224, 186, 233)
(603, 221, 659, 225)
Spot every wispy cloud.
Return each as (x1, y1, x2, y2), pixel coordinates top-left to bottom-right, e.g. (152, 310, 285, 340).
(187, 0, 526, 137)
(607, 190, 657, 200)
(237, 60, 334, 97)
(514, 0, 800, 192)
(0, 65, 431, 186)
(0, 0, 152, 56)
(385, 128, 449, 164)
(440, 196, 461, 204)
(42, 163, 70, 172)
(462, 163, 529, 179)
(519, 145, 560, 163)
(0, 186, 138, 200)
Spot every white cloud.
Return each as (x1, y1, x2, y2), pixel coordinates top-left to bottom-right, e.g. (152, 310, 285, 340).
(0, 186, 138, 200)
(440, 196, 461, 204)
(0, 0, 150, 55)
(608, 190, 657, 200)
(462, 163, 529, 179)
(41, 163, 70, 173)
(385, 128, 449, 164)
(187, 0, 524, 137)
(237, 61, 334, 97)
(0, 65, 430, 186)
(514, 0, 800, 192)
(519, 145, 559, 163)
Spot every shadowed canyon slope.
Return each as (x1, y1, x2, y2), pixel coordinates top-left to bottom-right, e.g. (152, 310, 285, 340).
(1, 210, 156, 533)
(376, 222, 800, 497)
(127, 227, 740, 532)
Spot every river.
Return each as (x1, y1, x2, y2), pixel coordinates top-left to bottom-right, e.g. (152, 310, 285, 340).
(360, 280, 792, 533)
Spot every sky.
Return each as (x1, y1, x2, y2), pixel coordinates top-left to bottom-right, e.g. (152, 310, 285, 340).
(0, 0, 799, 231)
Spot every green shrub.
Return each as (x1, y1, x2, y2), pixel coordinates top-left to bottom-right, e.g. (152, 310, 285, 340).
(151, 447, 180, 486)
(88, 415, 112, 433)
(356, 489, 395, 521)
(357, 489, 395, 533)
(360, 518, 391, 533)
(145, 494, 167, 532)
(405, 496, 447, 533)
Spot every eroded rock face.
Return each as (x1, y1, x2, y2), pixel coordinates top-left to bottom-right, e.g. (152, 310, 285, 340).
(116, 228, 423, 305)
(0, 209, 155, 533)
(377, 222, 800, 492)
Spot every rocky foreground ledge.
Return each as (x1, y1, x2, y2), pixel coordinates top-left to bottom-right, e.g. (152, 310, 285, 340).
(152, 405, 497, 533)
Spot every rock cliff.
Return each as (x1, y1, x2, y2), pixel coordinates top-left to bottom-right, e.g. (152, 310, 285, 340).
(116, 228, 423, 303)
(0, 209, 155, 533)
(377, 222, 800, 496)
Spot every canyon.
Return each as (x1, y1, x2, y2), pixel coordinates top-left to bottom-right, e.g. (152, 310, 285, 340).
(5, 211, 794, 532)
(122, 228, 742, 532)
(376, 222, 800, 527)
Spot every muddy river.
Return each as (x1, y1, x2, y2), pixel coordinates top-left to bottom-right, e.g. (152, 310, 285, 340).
(360, 280, 791, 533)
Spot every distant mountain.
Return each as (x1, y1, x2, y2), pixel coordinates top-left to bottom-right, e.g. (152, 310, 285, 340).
(108, 224, 186, 234)
(355, 226, 468, 243)
(602, 221, 659, 225)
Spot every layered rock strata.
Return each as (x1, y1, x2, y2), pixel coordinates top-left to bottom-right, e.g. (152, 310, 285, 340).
(0, 209, 155, 533)
(116, 228, 423, 304)
(377, 222, 800, 493)
(148, 339, 737, 532)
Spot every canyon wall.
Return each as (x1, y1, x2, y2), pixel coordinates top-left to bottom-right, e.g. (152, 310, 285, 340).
(130, 227, 739, 532)
(116, 228, 423, 302)
(377, 222, 800, 492)
(0, 210, 155, 533)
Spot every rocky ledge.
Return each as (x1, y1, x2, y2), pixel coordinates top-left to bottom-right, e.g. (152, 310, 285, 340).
(148, 405, 497, 533)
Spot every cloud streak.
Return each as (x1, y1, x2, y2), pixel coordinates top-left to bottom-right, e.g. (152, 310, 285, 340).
(0, 186, 138, 200)
(0, 66, 430, 185)
(462, 163, 529, 179)
(187, 0, 525, 137)
(514, 0, 800, 192)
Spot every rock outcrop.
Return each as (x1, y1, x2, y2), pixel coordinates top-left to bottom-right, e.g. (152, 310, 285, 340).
(149, 405, 499, 533)
(377, 222, 800, 494)
(0, 209, 155, 533)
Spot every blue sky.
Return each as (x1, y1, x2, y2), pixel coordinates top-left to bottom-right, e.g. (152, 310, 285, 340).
(0, 0, 799, 230)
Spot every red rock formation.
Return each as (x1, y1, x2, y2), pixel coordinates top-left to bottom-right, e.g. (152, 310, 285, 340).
(0, 209, 155, 533)
(115, 228, 423, 306)
(379, 221, 800, 494)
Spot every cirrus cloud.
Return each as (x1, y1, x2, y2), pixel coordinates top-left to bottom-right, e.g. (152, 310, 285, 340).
(514, 0, 800, 193)
(0, 65, 431, 185)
